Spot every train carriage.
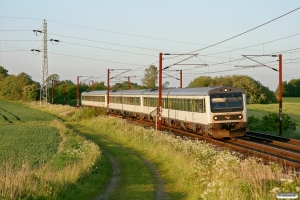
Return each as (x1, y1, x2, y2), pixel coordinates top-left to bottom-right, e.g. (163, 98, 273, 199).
(81, 86, 247, 139)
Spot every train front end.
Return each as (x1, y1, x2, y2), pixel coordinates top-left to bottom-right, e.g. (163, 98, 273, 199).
(207, 87, 247, 138)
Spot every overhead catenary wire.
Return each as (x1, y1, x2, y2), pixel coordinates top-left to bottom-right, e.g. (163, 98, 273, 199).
(164, 6, 300, 68)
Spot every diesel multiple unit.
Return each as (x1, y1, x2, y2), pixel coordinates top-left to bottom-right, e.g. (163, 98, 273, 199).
(81, 86, 247, 138)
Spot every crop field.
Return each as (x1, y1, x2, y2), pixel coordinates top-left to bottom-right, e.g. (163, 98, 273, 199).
(0, 124, 60, 167)
(0, 101, 101, 199)
(0, 100, 61, 167)
(0, 100, 57, 123)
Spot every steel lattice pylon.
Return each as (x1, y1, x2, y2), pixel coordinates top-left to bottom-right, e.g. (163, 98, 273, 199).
(40, 19, 48, 105)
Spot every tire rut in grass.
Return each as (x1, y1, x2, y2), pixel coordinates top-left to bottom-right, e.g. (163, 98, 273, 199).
(0, 113, 12, 123)
(0, 107, 22, 122)
(94, 132, 167, 200)
(95, 152, 120, 200)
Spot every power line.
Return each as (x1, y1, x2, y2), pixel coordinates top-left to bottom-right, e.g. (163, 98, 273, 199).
(0, 40, 40, 41)
(0, 16, 42, 21)
(0, 30, 31, 31)
(190, 6, 300, 54)
(204, 32, 300, 57)
(48, 33, 174, 53)
(48, 52, 151, 67)
(165, 6, 300, 67)
(60, 41, 157, 57)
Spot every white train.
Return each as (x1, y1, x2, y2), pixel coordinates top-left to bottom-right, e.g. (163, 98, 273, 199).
(81, 86, 247, 138)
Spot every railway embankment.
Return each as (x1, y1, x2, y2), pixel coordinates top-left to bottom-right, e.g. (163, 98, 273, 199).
(12, 101, 300, 199)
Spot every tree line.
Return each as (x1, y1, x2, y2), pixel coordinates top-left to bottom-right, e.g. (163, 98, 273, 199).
(276, 79, 300, 97)
(1, 65, 297, 105)
(0, 66, 147, 106)
(188, 75, 278, 104)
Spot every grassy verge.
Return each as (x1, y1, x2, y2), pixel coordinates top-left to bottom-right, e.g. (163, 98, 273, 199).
(66, 122, 160, 200)
(82, 116, 300, 200)
(21, 102, 300, 199)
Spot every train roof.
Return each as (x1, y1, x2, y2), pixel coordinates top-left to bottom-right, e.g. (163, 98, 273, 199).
(81, 86, 245, 96)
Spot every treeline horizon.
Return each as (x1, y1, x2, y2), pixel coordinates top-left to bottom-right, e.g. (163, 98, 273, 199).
(1, 65, 299, 105)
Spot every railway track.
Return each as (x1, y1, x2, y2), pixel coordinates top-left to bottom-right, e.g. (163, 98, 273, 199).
(110, 114, 300, 171)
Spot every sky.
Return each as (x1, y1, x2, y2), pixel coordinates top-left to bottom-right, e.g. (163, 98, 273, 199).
(0, 1, 299, 91)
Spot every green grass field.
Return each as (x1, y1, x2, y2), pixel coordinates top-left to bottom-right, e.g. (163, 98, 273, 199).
(247, 97, 300, 137)
(0, 124, 60, 167)
(0, 100, 58, 123)
(0, 100, 101, 199)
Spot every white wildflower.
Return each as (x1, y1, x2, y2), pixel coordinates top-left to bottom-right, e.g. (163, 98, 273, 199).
(270, 187, 280, 193)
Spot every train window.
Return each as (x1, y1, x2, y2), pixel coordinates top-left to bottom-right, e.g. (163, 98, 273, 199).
(194, 99, 198, 112)
(165, 98, 168, 108)
(199, 99, 203, 113)
(173, 98, 176, 109)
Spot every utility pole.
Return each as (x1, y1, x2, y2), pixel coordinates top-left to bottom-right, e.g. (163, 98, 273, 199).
(77, 76, 80, 108)
(180, 70, 182, 88)
(279, 54, 283, 136)
(51, 79, 54, 104)
(128, 76, 130, 90)
(107, 69, 110, 114)
(41, 19, 48, 105)
(158, 53, 163, 131)
(32, 19, 59, 105)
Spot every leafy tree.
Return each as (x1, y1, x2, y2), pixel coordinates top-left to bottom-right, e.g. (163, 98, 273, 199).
(93, 81, 106, 90)
(188, 76, 212, 87)
(162, 81, 169, 88)
(46, 74, 60, 85)
(0, 72, 37, 100)
(22, 83, 38, 101)
(188, 75, 277, 104)
(142, 65, 157, 88)
(275, 78, 300, 97)
(0, 66, 9, 81)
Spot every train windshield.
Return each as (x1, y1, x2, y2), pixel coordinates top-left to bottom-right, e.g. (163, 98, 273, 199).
(210, 92, 243, 113)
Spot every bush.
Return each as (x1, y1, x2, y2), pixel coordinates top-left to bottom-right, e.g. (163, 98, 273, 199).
(248, 113, 296, 134)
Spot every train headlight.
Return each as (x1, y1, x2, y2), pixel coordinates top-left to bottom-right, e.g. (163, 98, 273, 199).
(214, 116, 218, 120)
